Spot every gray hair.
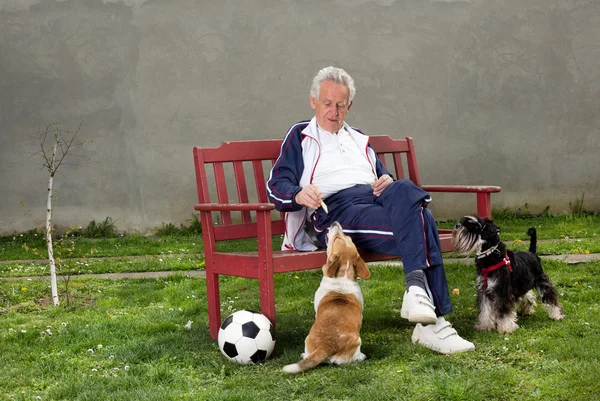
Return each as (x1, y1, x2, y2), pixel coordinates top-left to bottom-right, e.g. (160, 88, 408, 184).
(309, 66, 356, 102)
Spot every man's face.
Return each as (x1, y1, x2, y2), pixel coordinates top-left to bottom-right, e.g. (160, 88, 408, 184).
(310, 80, 353, 133)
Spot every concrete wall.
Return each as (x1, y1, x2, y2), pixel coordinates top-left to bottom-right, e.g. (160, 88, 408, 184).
(1, 0, 599, 234)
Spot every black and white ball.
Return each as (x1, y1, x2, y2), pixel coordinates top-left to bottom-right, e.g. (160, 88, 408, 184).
(218, 310, 276, 365)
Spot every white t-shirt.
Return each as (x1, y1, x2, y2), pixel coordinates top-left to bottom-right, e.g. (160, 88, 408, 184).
(312, 126, 377, 199)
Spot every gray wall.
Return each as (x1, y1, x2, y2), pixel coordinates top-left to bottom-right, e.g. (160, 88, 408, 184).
(1, 0, 599, 234)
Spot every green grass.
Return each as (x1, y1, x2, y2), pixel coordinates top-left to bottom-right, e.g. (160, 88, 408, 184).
(0, 234, 206, 261)
(1, 261, 599, 400)
(437, 214, 600, 241)
(0, 255, 205, 278)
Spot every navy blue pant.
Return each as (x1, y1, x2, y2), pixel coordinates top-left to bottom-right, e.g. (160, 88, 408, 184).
(311, 180, 452, 315)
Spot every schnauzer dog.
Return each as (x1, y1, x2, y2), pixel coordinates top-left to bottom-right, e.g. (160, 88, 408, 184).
(452, 216, 564, 333)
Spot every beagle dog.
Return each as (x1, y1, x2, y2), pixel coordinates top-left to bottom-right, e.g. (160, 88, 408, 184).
(283, 222, 371, 374)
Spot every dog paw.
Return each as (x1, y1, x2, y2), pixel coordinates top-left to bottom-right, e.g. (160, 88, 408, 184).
(475, 322, 495, 331)
(497, 321, 518, 334)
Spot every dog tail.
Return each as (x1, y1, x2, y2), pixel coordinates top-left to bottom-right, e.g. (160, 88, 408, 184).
(282, 347, 329, 374)
(527, 227, 537, 254)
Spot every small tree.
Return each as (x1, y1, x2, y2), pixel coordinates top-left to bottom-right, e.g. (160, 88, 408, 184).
(29, 122, 83, 306)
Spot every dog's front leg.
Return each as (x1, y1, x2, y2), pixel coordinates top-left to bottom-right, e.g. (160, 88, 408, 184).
(494, 288, 519, 333)
(475, 292, 497, 331)
(349, 337, 367, 363)
(496, 309, 518, 333)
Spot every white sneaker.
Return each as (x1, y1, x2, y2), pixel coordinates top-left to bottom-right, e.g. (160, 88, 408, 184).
(401, 286, 437, 325)
(412, 316, 475, 355)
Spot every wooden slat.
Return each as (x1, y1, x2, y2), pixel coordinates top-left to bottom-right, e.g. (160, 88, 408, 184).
(369, 136, 410, 152)
(202, 140, 283, 163)
(392, 153, 405, 180)
(193, 147, 211, 204)
(233, 161, 252, 223)
(213, 162, 232, 225)
(405, 137, 422, 186)
(253, 160, 268, 203)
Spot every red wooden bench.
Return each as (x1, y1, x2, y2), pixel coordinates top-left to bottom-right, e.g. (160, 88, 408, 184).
(193, 136, 501, 340)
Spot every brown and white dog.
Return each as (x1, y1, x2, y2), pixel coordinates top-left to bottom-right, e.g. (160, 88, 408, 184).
(282, 222, 371, 374)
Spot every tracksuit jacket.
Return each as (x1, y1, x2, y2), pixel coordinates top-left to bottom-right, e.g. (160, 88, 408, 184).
(266, 117, 392, 251)
(266, 117, 452, 315)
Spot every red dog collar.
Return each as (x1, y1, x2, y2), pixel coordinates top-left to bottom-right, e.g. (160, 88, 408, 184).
(481, 256, 512, 286)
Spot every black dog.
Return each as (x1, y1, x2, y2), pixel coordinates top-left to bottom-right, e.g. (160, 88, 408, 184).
(452, 216, 564, 333)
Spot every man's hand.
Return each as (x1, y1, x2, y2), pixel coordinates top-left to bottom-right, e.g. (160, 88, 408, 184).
(295, 184, 323, 210)
(372, 174, 393, 197)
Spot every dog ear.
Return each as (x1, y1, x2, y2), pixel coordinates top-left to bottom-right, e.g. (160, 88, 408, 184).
(354, 257, 370, 279)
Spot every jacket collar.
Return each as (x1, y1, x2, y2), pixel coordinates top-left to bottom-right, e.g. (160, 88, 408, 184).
(302, 117, 369, 148)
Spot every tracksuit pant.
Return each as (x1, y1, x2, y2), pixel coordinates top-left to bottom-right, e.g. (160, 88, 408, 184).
(311, 180, 452, 315)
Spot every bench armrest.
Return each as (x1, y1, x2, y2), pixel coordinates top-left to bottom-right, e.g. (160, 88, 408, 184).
(420, 185, 501, 194)
(420, 185, 501, 218)
(194, 203, 276, 212)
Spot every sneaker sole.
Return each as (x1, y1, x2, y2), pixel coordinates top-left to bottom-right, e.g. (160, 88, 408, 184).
(411, 331, 475, 355)
(401, 309, 437, 325)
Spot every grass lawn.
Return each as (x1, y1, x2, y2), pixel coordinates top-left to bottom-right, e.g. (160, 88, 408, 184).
(2, 215, 600, 279)
(1, 214, 599, 400)
(1, 259, 599, 400)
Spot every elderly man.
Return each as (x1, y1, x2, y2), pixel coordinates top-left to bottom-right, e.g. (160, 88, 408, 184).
(266, 66, 474, 354)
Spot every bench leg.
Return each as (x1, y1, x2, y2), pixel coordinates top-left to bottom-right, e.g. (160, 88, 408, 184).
(259, 273, 276, 331)
(256, 210, 276, 351)
(259, 268, 276, 355)
(477, 192, 492, 219)
(206, 271, 221, 340)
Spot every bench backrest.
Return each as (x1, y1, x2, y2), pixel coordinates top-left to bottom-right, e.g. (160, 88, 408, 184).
(193, 136, 422, 242)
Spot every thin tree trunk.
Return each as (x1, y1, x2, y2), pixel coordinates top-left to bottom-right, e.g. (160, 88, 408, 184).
(47, 141, 59, 306)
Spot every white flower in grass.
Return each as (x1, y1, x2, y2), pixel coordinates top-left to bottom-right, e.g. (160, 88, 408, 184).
(87, 349, 94, 354)
(36, 396, 41, 400)
(124, 365, 130, 371)
(97, 344, 103, 349)
(184, 320, 193, 330)
(62, 322, 67, 327)
(91, 368, 98, 372)
(21, 330, 26, 333)
(109, 355, 114, 360)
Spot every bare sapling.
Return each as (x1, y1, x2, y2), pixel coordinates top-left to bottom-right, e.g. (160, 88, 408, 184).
(30, 122, 83, 306)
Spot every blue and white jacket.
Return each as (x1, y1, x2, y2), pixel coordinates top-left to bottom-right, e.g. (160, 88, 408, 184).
(266, 117, 392, 251)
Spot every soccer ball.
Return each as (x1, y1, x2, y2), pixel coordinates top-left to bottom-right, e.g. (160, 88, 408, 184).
(218, 310, 276, 365)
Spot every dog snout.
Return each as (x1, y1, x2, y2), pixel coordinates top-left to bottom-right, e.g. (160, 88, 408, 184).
(329, 221, 343, 233)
